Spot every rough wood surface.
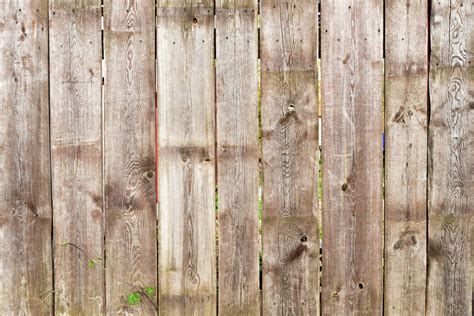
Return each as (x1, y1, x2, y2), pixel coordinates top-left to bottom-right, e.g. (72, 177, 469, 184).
(384, 1, 428, 314)
(216, 0, 260, 315)
(427, 0, 473, 314)
(104, 1, 157, 314)
(49, 1, 103, 314)
(321, 1, 384, 314)
(0, 1, 52, 314)
(260, 0, 320, 314)
(157, 1, 216, 314)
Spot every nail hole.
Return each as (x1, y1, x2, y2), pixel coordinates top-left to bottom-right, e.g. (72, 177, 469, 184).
(358, 282, 364, 289)
(144, 170, 155, 180)
(341, 183, 349, 191)
(300, 236, 307, 242)
(193, 17, 197, 24)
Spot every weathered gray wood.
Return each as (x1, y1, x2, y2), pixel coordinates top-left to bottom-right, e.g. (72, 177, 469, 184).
(260, 0, 320, 314)
(216, 0, 259, 314)
(157, 1, 216, 314)
(0, 1, 52, 314)
(321, 1, 384, 314)
(427, 0, 473, 314)
(49, 1, 103, 314)
(384, 1, 428, 314)
(104, 1, 157, 314)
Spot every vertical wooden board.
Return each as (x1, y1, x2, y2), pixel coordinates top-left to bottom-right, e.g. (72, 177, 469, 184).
(104, 1, 157, 314)
(216, 0, 259, 314)
(384, 1, 428, 314)
(427, 0, 473, 314)
(0, 1, 52, 314)
(49, 1, 103, 314)
(260, 0, 320, 314)
(321, 1, 383, 315)
(157, 1, 216, 315)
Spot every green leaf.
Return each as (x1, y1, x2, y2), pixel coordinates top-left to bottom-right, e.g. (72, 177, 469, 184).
(127, 292, 141, 305)
(145, 286, 155, 297)
(87, 259, 96, 268)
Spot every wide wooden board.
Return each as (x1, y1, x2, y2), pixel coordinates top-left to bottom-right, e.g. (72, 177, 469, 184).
(49, 1, 103, 314)
(157, 1, 216, 314)
(321, 1, 384, 314)
(260, 0, 320, 314)
(216, 0, 260, 314)
(384, 1, 428, 314)
(427, 0, 473, 314)
(104, 0, 157, 313)
(0, 1, 52, 314)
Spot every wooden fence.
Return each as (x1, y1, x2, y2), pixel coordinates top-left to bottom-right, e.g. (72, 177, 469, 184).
(0, 0, 472, 315)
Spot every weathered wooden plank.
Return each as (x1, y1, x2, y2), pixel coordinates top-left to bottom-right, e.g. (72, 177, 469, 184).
(427, 0, 473, 314)
(49, 1, 103, 314)
(104, 1, 157, 314)
(384, 1, 428, 314)
(216, 0, 259, 314)
(0, 1, 52, 314)
(260, 0, 320, 314)
(157, 1, 216, 315)
(321, 1, 384, 314)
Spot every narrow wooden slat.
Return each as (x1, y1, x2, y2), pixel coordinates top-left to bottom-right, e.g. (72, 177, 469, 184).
(0, 1, 52, 314)
(104, 1, 157, 313)
(427, 0, 473, 314)
(260, 0, 320, 314)
(321, 1, 383, 314)
(157, 1, 216, 314)
(216, 0, 259, 314)
(49, 1, 103, 314)
(384, 1, 428, 314)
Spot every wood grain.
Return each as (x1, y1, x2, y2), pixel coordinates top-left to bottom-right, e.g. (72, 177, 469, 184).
(0, 1, 52, 314)
(216, 0, 259, 314)
(104, 1, 157, 314)
(157, 1, 216, 314)
(384, 1, 428, 314)
(260, 0, 320, 314)
(427, 0, 473, 314)
(49, 1, 103, 314)
(321, 1, 384, 314)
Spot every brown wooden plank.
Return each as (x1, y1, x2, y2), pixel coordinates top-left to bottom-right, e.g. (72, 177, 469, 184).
(427, 0, 473, 314)
(260, 0, 320, 314)
(321, 1, 384, 314)
(0, 1, 52, 314)
(157, 1, 216, 314)
(384, 1, 428, 314)
(216, 0, 260, 314)
(104, 0, 157, 314)
(49, 1, 103, 314)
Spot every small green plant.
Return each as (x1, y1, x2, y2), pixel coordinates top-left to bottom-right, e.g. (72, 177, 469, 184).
(145, 286, 155, 297)
(126, 286, 155, 306)
(127, 292, 141, 305)
(59, 242, 158, 311)
(87, 259, 96, 268)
